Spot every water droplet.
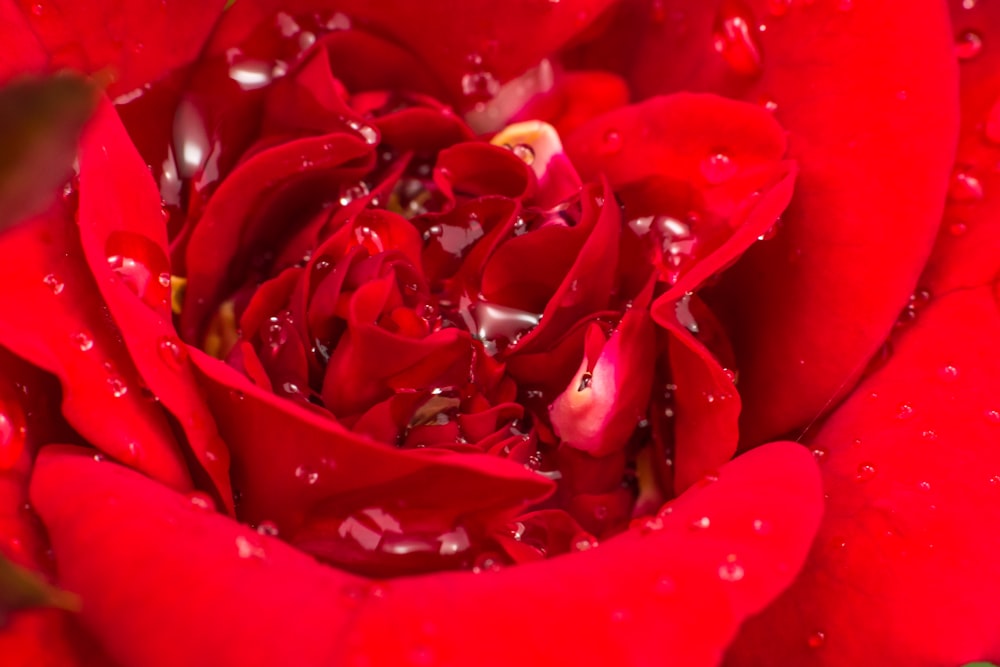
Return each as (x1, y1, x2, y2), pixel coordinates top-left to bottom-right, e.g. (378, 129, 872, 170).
(807, 631, 826, 649)
(573, 534, 600, 551)
(712, 0, 763, 76)
(461, 69, 500, 102)
(157, 336, 187, 369)
(158, 272, 171, 288)
(955, 30, 983, 60)
(295, 464, 319, 485)
(339, 182, 370, 206)
(948, 167, 984, 202)
(918, 481, 932, 492)
(511, 143, 535, 165)
(948, 221, 968, 236)
(107, 375, 128, 398)
(640, 516, 664, 533)
(256, 520, 280, 537)
(188, 491, 215, 511)
(810, 445, 828, 461)
(235, 534, 266, 560)
(675, 293, 700, 334)
(700, 152, 737, 184)
(229, 59, 274, 90)
(72, 331, 94, 352)
(939, 365, 959, 380)
(896, 403, 914, 419)
(105, 231, 171, 310)
(691, 516, 711, 530)
(986, 409, 1000, 424)
(855, 462, 877, 481)
(718, 554, 745, 582)
(472, 553, 504, 573)
(346, 119, 378, 145)
(600, 129, 623, 155)
(42, 273, 64, 295)
(752, 518, 772, 535)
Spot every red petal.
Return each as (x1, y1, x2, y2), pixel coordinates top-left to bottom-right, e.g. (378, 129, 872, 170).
(31, 441, 821, 666)
(727, 288, 1000, 665)
(315, 0, 619, 108)
(0, 210, 190, 490)
(614, 0, 958, 443)
(654, 294, 741, 492)
(923, 0, 1000, 294)
(77, 99, 233, 509)
(188, 349, 553, 542)
(5, 0, 225, 96)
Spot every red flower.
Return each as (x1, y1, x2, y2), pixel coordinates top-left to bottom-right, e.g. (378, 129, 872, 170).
(0, 0, 994, 666)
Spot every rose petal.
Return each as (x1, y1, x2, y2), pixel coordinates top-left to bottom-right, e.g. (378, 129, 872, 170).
(188, 349, 553, 541)
(611, 0, 957, 444)
(726, 288, 1000, 665)
(0, 209, 189, 490)
(318, 0, 619, 108)
(31, 440, 821, 666)
(76, 99, 233, 509)
(4, 0, 225, 96)
(923, 0, 1000, 294)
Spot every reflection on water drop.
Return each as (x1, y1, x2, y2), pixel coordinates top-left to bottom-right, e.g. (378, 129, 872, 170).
(172, 99, 210, 179)
(675, 293, 700, 335)
(228, 59, 274, 90)
(72, 331, 94, 352)
(43, 273, 64, 295)
(712, 0, 763, 76)
(955, 30, 983, 60)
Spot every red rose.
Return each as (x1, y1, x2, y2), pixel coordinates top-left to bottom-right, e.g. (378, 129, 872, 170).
(0, 1, 995, 666)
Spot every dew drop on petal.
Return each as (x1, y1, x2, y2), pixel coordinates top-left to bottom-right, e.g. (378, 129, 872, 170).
(939, 365, 958, 381)
(42, 273, 64, 295)
(855, 462, 877, 481)
(188, 491, 215, 512)
(157, 335, 187, 369)
(718, 554, 745, 582)
(955, 30, 983, 60)
(712, 0, 763, 76)
(295, 464, 319, 485)
(948, 168, 984, 202)
(599, 129, 623, 155)
(256, 520, 280, 537)
(235, 534, 266, 560)
(807, 631, 826, 649)
(752, 518, 772, 535)
(986, 409, 1000, 424)
(691, 516, 711, 530)
(896, 403, 914, 419)
(700, 152, 737, 184)
(107, 375, 128, 398)
(72, 331, 94, 352)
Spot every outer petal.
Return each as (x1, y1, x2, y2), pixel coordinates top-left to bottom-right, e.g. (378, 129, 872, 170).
(77, 99, 233, 509)
(0, 351, 113, 667)
(614, 0, 958, 444)
(726, 288, 1000, 666)
(2, 0, 226, 95)
(31, 441, 822, 667)
(0, 210, 190, 490)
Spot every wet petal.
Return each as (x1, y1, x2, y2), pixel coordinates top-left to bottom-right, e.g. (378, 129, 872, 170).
(77, 99, 233, 510)
(2, 0, 226, 96)
(610, 0, 958, 444)
(727, 288, 1000, 665)
(31, 440, 821, 667)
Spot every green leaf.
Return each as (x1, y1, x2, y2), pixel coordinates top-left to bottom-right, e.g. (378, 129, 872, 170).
(961, 663, 999, 667)
(0, 72, 97, 231)
(0, 553, 79, 624)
